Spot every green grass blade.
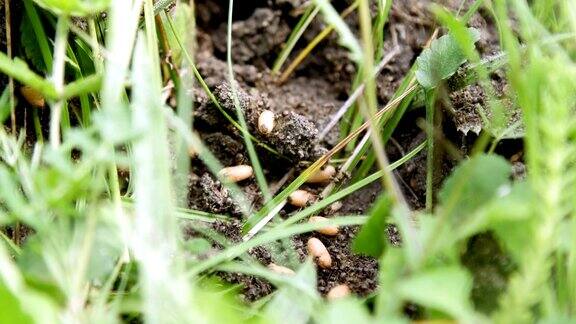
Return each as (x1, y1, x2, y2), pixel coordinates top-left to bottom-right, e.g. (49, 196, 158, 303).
(313, 0, 362, 62)
(190, 216, 367, 276)
(48, 15, 69, 148)
(23, 0, 53, 71)
(373, 0, 392, 60)
(272, 4, 320, 73)
(166, 3, 196, 207)
(0, 53, 57, 99)
(131, 33, 194, 323)
(281, 141, 425, 228)
(354, 84, 417, 181)
(227, 0, 271, 202)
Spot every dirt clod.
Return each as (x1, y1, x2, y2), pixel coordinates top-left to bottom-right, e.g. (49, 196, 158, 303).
(189, 174, 241, 216)
(201, 133, 247, 166)
(269, 111, 319, 160)
(213, 8, 290, 67)
(213, 82, 321, 161)
(450, 84, 485, 135)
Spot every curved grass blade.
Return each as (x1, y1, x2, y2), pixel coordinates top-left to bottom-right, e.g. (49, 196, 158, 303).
(227, 0, 271, 202)
(272, 4, 320, 73)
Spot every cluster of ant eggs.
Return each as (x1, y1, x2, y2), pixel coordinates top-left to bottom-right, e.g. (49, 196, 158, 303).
(223, 112, 349, 299)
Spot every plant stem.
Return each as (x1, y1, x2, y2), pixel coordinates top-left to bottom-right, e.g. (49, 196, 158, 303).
(355, 0, 406, 206)
(49, 15, 70, 148)
(5, 0, 15, 133)
(227, 0, 271, 202)
(88, 18, 103, 72)
(0, 53, 58, 98)
(425, 90, 436, 211)
(272, 4, 320, 73)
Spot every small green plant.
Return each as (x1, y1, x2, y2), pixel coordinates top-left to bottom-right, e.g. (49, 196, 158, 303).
(415, 27, 480, 89)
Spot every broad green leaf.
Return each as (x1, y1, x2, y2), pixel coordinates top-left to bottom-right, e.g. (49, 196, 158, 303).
(17, 215, 122, 286)
(438, 154, 511, 226)
(0, 283, 33, 323)
(397, 266, 477, 320)
(433, 7, 522, 140)
(391, 203, 425, 268)
(313, 0, 362, 63)
(479, 181, 533, 224)
(419, 155, 513, 260)
(20, 15, 46, 72)
(0, 88, 11, 127)
(192, 278, 267, 324)
(450, 181, 531, 243)
(352, 193, 393, 258)
(33, 0, 109, 16)
(264, 260, 320, 324)
(416, 28, 480, 89)
(0, 284, 58, 324)
(0, 272, 59, 324)
(0, 166, 36, 226)
(415, 212, 453, 259)
(375, 248, 408, 320)
(88, 218, 124, 284)
(15, 289, 60, 324)
(17, 237, 56, 284)
(483, 182, 537, 263)
(21, 273, 65, 306)
(0, 54, 57, 100)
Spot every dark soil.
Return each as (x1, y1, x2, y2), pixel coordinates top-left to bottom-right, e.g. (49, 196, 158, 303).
(461, 233, 515, 313)
(184, 0, 514, 302)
